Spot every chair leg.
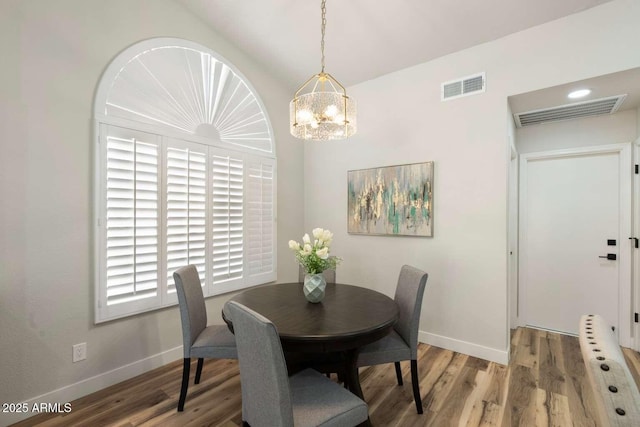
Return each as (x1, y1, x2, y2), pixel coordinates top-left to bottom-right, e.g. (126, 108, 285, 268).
(195, 358, 204, 384)
(411, 359, 423, 414)
(394, 361, 403, 385)
(177, 358, 191, 412)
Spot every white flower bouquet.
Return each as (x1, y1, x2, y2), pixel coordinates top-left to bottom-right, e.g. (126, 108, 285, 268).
(288, 228, 340, 274)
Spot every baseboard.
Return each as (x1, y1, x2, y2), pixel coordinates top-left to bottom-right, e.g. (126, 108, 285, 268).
(1, 346, 182, 426)
(419, 331, 509, 365)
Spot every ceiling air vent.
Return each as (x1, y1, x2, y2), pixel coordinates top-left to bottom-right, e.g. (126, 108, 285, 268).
(513, 94, 627, 127)
(441, 72, 485, 101)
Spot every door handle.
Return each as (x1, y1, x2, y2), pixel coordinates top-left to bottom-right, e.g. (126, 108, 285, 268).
(599, 254, 617, 260)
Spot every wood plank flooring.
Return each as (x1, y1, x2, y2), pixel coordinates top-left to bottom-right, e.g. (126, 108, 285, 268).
(11, 327, 640, 427)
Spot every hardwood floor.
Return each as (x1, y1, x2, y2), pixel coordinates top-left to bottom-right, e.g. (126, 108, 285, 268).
(12, 327, 640, 427)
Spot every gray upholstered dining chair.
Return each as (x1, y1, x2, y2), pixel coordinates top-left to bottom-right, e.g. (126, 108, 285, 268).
(356, 265, 429, 414)
(225, 300, 369, 427)
(174, 265, 237, 412)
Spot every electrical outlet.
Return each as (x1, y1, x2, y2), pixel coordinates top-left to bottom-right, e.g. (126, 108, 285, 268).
(72, 343, 87, 363)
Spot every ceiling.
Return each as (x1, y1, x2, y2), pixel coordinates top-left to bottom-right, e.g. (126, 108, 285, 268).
(509, 67, 640, 116)
(177, 0, 615, 90)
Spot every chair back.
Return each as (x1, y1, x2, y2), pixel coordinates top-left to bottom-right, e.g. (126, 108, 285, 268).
(225, 301, 294, 427)
(394, 265, 429, 358)
(174, 265, 207, 357)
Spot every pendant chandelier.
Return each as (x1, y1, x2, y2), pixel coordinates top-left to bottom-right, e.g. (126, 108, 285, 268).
(289, 0, 357, 141)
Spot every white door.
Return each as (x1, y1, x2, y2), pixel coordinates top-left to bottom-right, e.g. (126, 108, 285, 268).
(519, 144, 631, 344)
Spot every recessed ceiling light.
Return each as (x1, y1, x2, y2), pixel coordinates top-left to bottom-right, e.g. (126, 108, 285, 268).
(568, 89, 592, 99)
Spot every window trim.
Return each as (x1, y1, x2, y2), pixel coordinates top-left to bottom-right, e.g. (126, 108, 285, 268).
(94, 38, 276, 323)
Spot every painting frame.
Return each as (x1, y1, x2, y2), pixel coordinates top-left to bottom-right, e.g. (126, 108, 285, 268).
(347, 161, 434, 237)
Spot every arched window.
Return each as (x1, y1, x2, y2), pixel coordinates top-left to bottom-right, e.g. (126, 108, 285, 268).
(94, 38, 276, 322)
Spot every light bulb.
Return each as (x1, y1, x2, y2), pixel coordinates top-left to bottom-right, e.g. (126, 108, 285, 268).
(324, 104, 338, 117)
(297, 109, 312, 123)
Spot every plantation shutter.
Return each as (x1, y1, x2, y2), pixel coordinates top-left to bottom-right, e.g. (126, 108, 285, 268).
(96, 40, 277, 323)
(245, 157, 276, 285)
(166, 141, 208, 292)
(211, 151, 244, 289)
(103, 126, 160, 311)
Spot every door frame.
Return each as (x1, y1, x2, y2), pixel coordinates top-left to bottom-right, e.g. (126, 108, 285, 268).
(519, 143, 633, 347)
(634, 141, 640, 351)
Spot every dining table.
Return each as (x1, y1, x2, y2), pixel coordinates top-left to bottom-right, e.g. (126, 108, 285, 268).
(221, 282, 399, 404)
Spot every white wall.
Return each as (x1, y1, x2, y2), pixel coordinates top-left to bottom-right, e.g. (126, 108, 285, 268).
(516, 109, 638, 153)
(0, 0, 303, 423)
(304, 0, 640, 363)
(2, 0, 640, 423)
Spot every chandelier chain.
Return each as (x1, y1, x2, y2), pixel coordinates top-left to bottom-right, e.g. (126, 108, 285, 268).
(320, 0, 326, 73)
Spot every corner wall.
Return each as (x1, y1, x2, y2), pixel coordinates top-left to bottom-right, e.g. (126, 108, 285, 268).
(303, 0, 640, 363)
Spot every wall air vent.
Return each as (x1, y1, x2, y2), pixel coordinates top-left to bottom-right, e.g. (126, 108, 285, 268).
(441, 72, 485, 101)
(513, 94, 627, 127)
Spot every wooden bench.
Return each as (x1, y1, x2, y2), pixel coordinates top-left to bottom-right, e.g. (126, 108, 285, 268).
(579, 314, 640, 427)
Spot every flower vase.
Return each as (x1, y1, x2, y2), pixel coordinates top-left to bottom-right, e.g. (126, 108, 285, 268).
(303, 273, 326, 303)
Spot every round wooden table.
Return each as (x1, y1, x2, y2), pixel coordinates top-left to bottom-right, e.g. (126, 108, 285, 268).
(222, 282, 398, 402)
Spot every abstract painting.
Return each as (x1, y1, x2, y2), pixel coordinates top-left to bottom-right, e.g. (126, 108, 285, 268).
(348, 162, 433, 236)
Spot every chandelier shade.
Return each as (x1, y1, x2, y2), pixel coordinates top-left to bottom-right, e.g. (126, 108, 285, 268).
(289, 0, 357, 141)
(290, 73, 356, 140)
